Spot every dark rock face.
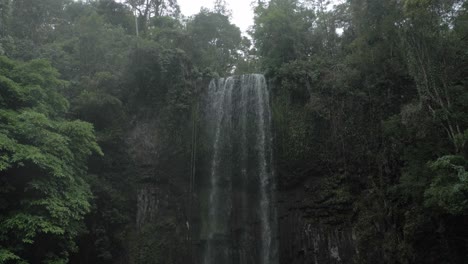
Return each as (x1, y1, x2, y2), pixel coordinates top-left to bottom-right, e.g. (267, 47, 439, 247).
(128, 80, 358, 264)
(128, 118, 192, 264)
(277, 173, 358, 264)
(278, 208, 357, 264)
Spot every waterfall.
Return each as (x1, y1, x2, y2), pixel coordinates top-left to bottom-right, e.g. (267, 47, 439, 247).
(201, 74, 278, 264)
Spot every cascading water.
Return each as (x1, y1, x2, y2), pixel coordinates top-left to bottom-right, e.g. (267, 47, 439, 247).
(200, 74, 278, 264)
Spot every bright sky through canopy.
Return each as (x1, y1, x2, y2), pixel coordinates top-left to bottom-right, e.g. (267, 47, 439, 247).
(115, 0, 343, 33)
(178, 0, 255, 33)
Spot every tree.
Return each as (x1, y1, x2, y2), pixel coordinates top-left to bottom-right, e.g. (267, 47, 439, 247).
(0, 56, 101, 263)
(10, 0, 69, 43)
(187, 9, 242, 75)
(125, 0, 180, 34)
(252, 0, 315, 75)
(96, 0, 135, 34)
(0, 0, 10, 37)
(214, 0, 231, 17)
(401, 0, 468, 153)
(424, 155, 468, 215)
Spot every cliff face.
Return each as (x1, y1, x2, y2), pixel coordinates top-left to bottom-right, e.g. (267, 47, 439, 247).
(269, 74, 360, 263)
(277, 182, 357, 264)
(128, 80, 359, 264)
(276, 162, 358, 264)
(127, 118, 192, 264)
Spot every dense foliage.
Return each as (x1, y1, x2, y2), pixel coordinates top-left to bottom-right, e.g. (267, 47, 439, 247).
(253, 0, 468, 262)
(1, 0, 243, 263)
(0, 0, 467, 263)
(0, 56, 101, 263)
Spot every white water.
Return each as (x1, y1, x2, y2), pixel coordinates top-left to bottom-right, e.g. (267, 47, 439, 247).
(203, 74, 278, 264)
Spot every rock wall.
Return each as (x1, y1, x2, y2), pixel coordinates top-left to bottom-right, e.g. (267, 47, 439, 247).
(127, 89, 359, 264)
(278, 209, 357, 264)
(127, 119, 192, 264)
(277, 173, 358, 264)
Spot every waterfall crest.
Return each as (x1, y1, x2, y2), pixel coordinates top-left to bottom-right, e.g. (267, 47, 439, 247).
(201, 74, 278, 264)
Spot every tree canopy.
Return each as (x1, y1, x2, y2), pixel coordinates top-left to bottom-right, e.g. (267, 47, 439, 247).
(0, 56, 101, 264)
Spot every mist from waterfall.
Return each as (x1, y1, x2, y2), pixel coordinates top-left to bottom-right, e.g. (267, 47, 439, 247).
(201, 74, 278, 264)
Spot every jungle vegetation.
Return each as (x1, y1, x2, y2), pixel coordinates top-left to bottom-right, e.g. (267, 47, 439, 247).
(0, 0, 467, 263)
